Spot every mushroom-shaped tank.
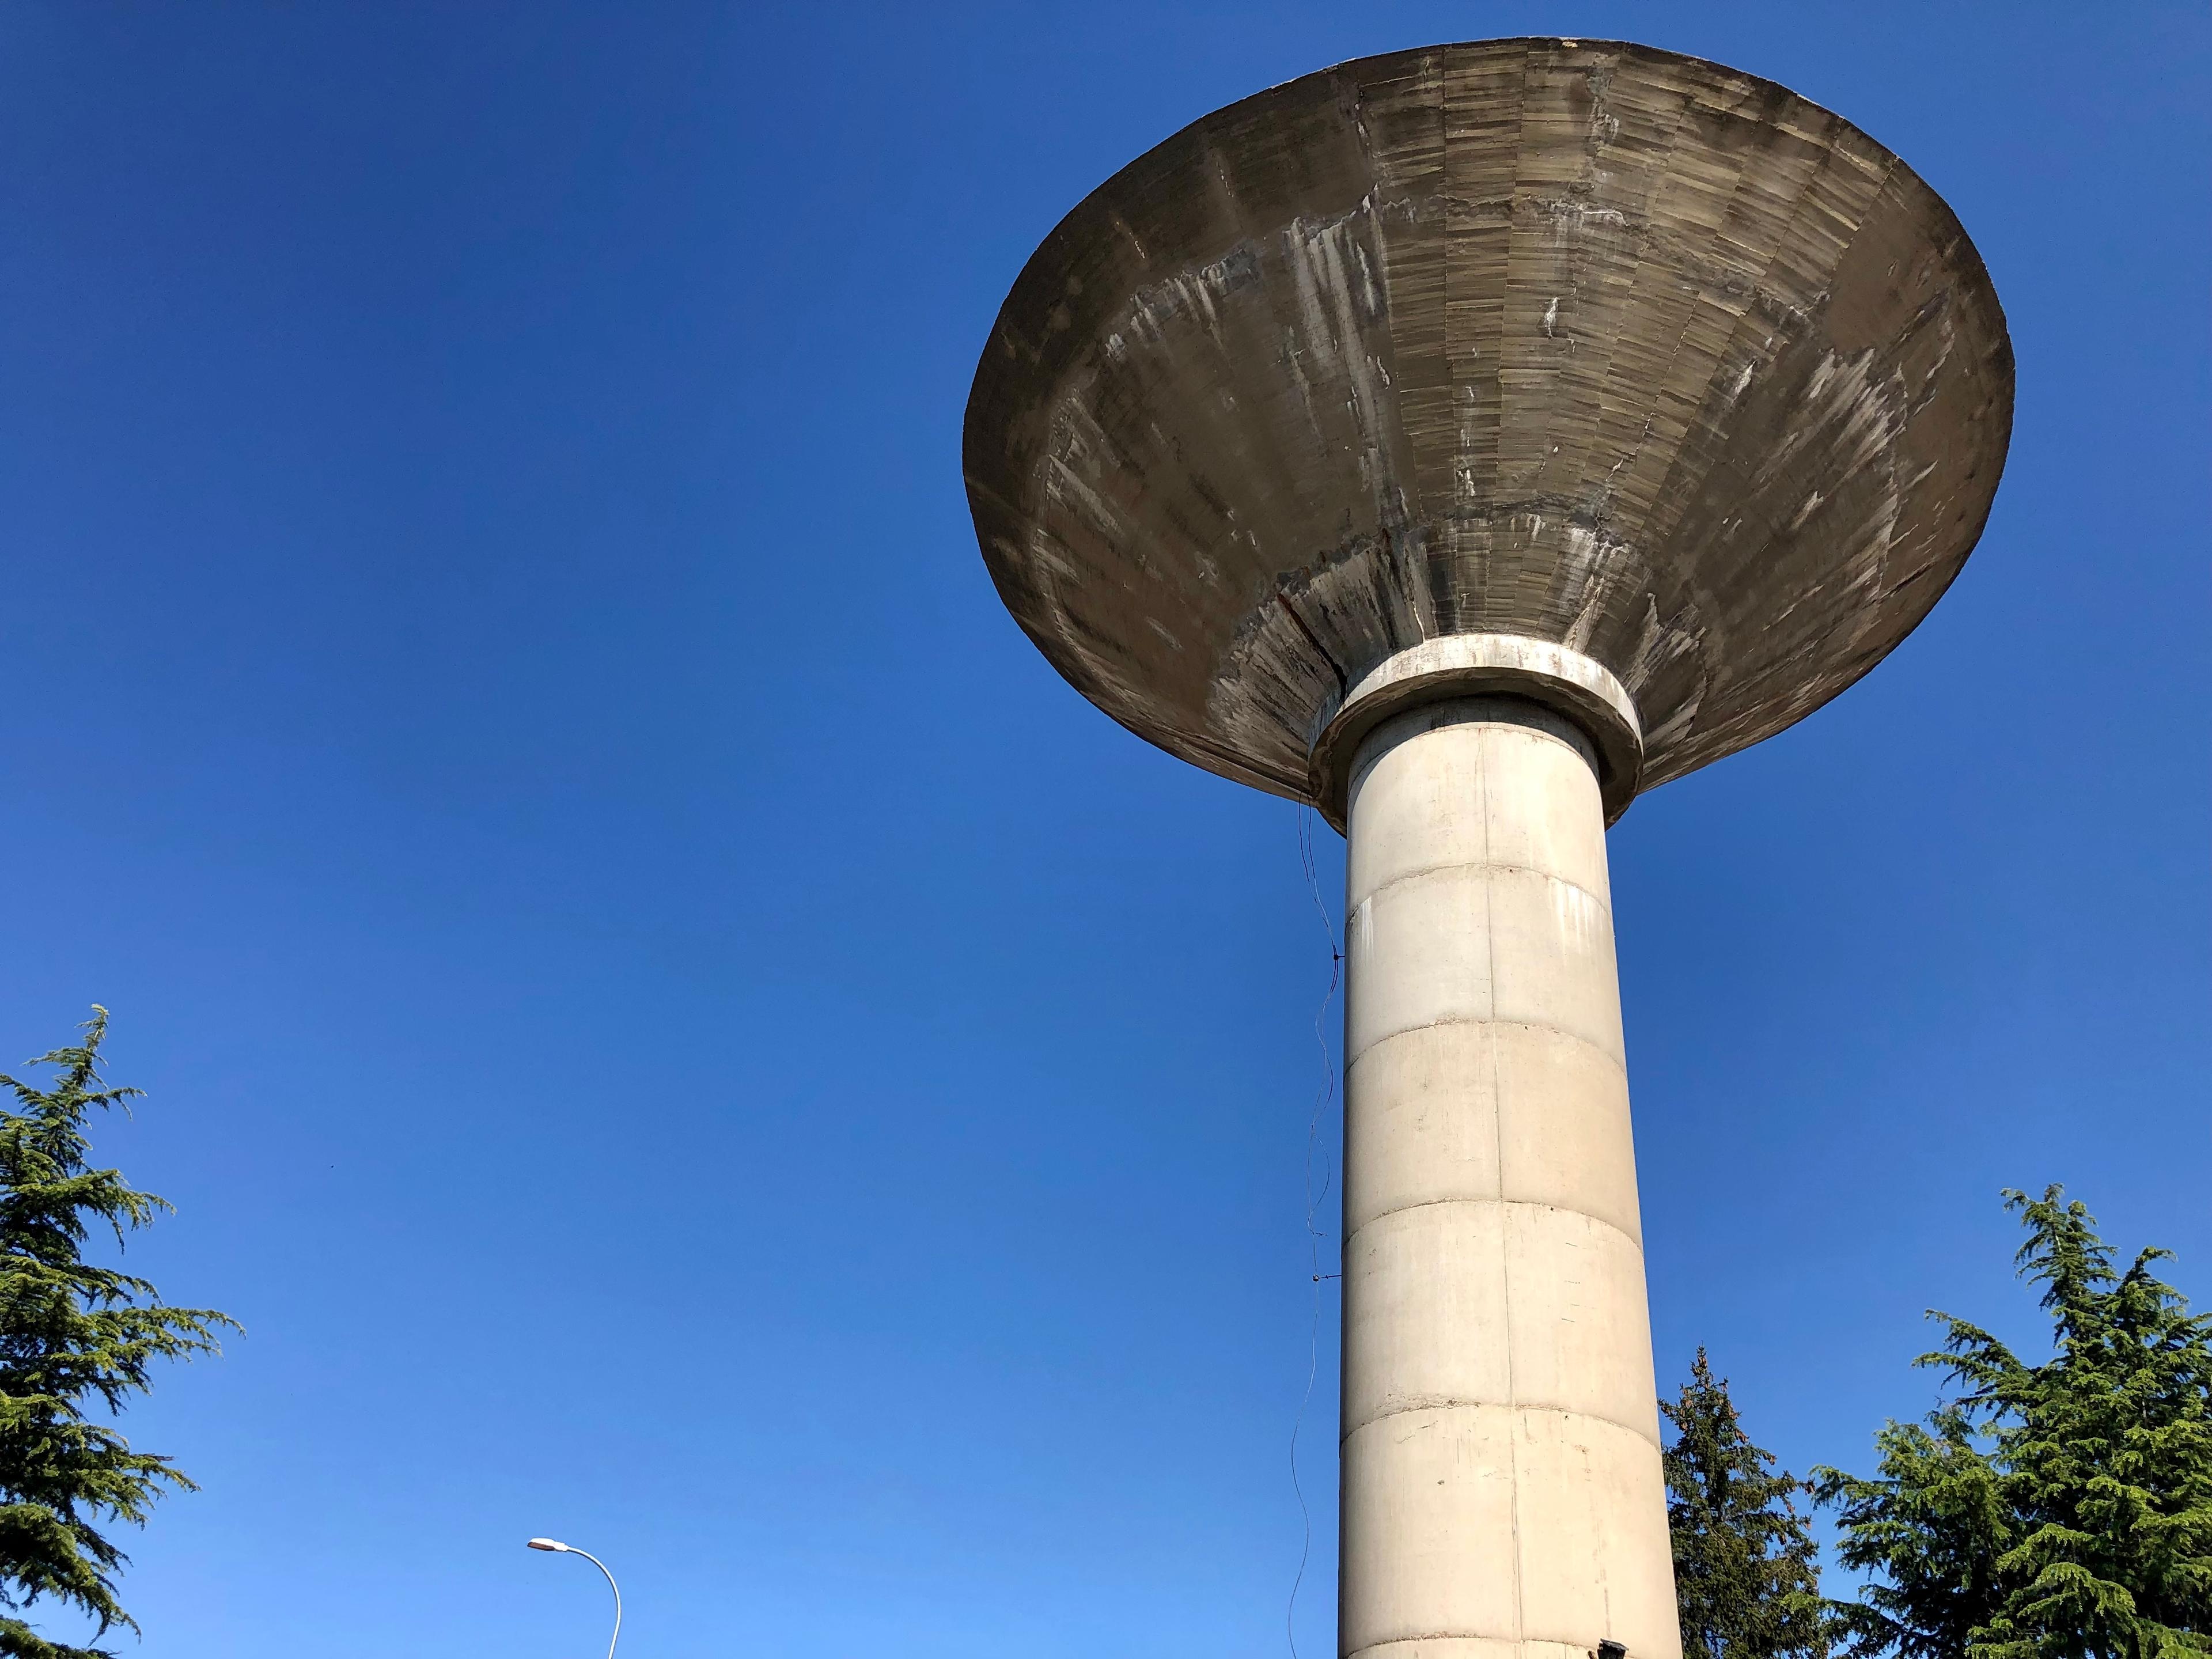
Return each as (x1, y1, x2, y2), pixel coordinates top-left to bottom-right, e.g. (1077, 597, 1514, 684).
(964, 37, 2011, 824)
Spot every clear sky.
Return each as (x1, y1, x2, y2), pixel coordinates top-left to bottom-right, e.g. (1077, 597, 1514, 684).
(0, 3, 2203, 1654)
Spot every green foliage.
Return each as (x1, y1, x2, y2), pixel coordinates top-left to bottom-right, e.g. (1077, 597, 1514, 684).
(1665, 1347, 1834, 1659)
(1816, 1187, 2212, 1659)
(0, 1010, 234, 1659)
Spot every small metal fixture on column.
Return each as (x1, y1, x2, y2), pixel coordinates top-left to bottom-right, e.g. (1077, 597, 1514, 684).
(963, 37, 2010, 1659)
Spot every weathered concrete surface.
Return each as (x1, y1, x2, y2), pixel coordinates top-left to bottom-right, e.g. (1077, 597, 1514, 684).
(1342, 696, 1672, 1659)
(964, 37, 2012, 812)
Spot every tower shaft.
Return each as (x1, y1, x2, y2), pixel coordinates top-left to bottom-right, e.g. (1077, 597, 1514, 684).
(1341, 697, 1677, 1659)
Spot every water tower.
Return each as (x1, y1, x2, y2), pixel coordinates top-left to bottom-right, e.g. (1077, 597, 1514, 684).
(964, 39, 2009, 1659)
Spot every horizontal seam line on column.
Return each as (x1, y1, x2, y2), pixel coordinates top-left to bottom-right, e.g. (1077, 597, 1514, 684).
(1348, 1015, 1627, 1071)
(1351, 860, 1612, 915)
(1342, 1398, 1664, 1453)
(1347, 1637, 1604, 1657)
(1344, 1196, 1644, 1253)
(1347, 1636, 1531, 1653)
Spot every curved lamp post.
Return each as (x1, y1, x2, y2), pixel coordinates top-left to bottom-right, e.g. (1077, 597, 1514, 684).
(527, 1537, 621, 1658)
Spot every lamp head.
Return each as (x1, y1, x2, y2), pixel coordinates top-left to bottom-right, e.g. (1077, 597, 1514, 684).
(526, 1537, 569, 1552)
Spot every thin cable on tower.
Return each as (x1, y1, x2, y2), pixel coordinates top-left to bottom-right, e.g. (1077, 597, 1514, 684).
(1288, 804, 1343, 1659)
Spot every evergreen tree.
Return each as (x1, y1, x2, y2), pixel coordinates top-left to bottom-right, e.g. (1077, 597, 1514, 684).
(1816, 1187, 2212, 1659)
(1665, 1347, 1834, 1659)
(0, 1010, 234, 1659)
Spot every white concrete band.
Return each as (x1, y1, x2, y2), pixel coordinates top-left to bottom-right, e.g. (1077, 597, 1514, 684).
(1339, 695, 1677, 1659)
(1310, 637, 1645, 832)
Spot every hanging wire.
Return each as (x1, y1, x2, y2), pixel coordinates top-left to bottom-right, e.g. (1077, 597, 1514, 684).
(1288, 803, 1344, 1659)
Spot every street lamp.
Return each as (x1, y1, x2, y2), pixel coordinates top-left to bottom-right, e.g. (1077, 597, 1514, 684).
(526, 1537, 621, 1658)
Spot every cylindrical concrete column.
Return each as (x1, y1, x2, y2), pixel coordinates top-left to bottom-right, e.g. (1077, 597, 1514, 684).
(1339, 695, 1677, 1659)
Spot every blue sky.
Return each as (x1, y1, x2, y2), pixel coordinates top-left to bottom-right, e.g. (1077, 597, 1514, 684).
(0, 3, 2203, 1654)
